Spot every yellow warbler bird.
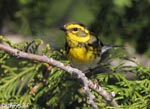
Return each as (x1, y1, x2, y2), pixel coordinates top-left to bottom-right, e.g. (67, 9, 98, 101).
(60, 22, 119, 72)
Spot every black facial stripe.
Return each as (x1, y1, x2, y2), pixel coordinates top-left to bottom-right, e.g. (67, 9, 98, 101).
(76, 23, 86, 28)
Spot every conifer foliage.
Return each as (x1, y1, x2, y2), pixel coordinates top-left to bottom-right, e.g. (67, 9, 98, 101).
(0, 36, 150, 109)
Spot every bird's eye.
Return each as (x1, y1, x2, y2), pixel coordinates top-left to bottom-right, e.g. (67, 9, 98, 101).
(73, 28, 78, 31)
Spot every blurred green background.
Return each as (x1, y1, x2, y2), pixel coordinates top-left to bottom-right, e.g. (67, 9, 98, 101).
(0, 0, 150, 64)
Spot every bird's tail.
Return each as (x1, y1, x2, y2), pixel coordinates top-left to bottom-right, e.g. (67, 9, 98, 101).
(101, 45, 124, 54)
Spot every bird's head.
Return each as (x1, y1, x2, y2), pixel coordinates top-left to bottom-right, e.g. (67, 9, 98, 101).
(60, 22, 91, 43)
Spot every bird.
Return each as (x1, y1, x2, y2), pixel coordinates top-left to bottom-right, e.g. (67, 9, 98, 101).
(60, 22, 121, 72)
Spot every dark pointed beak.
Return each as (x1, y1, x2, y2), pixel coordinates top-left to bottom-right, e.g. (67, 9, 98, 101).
(60, 26, 67, 31)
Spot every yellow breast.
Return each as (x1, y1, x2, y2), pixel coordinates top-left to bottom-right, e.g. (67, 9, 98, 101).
(68, 47, 95, 62)
(67, 47, 100, 71)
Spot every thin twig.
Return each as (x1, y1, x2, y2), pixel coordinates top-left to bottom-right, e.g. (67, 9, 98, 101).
(0, 43, 119, 108)
(29, 83, 42, 95)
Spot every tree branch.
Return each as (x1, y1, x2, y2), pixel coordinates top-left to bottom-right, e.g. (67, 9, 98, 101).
(0, 43, 118, 108)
